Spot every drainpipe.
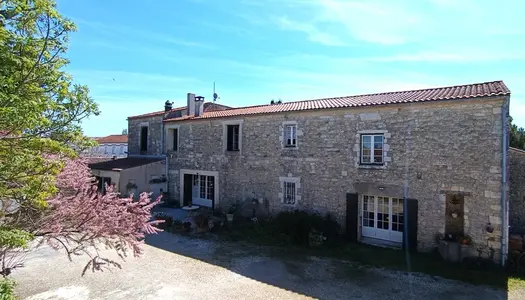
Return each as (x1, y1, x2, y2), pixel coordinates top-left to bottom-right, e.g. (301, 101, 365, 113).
(161, 120, 169, 200)
(500, 97, 510, 266)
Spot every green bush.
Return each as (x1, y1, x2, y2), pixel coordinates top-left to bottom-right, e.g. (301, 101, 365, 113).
(0, 278, 17, 300)
(273, 210, 341, 246)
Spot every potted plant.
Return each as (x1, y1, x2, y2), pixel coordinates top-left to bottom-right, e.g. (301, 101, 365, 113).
(149, 174, 167, 185)
(183, 221, 192, 232)
(194, 213, 209, 233)
(226, 203, 237, 222)
(457, 234, 472, 246)
(172, 220, 184, 232)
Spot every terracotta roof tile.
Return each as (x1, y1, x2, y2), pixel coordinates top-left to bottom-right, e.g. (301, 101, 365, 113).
(164, 81, 510, 122)
(94, 134, 128, 144)
(128, 106, 186, 120)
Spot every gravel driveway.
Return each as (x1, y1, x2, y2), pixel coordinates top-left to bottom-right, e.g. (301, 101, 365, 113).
(11, 232, 513, 299)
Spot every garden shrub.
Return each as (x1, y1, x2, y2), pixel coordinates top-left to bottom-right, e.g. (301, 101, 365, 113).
(273, 210, 341, 247)
(0, 278, 16, 300)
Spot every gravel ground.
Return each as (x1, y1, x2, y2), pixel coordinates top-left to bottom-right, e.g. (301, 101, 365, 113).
(10, 232, 515, 300)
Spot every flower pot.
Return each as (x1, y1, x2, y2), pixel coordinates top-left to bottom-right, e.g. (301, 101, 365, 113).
(438, 240, 461, 262)
(226, 214, 234, 222)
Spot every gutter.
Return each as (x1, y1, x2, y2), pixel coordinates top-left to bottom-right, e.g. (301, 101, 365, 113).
(501, 96, 510, 266)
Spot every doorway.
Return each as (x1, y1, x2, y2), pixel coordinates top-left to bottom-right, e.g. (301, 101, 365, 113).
(180, 170, 219, 208)
(361, 195, 404, 243)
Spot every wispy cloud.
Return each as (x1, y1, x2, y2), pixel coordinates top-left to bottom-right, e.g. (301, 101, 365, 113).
(235, 0, 525, 47)
(75, 18, 214, 49)
(276, 16, 347, 46)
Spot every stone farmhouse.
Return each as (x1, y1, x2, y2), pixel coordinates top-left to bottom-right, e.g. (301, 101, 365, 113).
(98, 80, 521, 263)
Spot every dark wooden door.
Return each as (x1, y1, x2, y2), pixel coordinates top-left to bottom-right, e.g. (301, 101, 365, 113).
(346, 193, 359, 242)
(183, 174, 193, 206)
(405, 198, 418, 253)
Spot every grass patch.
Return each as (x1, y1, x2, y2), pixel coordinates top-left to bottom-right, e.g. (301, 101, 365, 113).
(508, 277, 525, 291)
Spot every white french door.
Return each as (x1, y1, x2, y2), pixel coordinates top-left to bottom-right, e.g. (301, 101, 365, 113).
(361, 195, 404, 243)
(191, 175, 215, 207)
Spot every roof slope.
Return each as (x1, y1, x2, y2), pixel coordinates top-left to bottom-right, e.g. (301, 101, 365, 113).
(128, 105, 186, 120)
(88, 157, 163, 171)
(95, 134, 128, 144)
(128, 102, 232, 120)
(164, 80, 510, 122)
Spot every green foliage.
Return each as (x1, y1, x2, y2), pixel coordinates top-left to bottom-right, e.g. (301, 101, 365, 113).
(0, 278, 17, 300)
(273, 210, 341, 246)
(510, 116, 525, 150)
(0, 0, 98, 278)
(0, 227, 33, 249)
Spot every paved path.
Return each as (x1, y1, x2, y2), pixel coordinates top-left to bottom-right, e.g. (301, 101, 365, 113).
(11, 233, 511, 299)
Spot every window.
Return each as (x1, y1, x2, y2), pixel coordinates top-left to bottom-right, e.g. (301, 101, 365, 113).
(226, 124, 240, 151)
(192, 175, 215, 201)
(361, 134, 384, 164)
(283, 181, 296, 205)
(111, 145, 116, 154)
(171, 128, 178, 151)
(284, 124, 297, 147)
(140, 126, 148, 152)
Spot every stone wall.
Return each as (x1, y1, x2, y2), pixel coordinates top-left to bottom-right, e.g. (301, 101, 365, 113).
(128, 115, 164, 156)
(165, 96, 507, 255)
(510, 147, 525, 234)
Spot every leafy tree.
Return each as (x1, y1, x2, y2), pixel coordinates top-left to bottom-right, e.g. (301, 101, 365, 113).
(0, 0, 98, 251)
(0, 0, 161, 280)
(510, 116, 525, 150)
(122, 128, 128, 135)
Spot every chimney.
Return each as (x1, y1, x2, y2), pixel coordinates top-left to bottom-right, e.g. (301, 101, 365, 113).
(187, 93, 196, 116)
(195, 96, 205, 117)
(164, 100, 173, 112)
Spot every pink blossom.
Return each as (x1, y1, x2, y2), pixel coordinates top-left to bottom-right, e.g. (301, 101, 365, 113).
(34, 157, 163, 275)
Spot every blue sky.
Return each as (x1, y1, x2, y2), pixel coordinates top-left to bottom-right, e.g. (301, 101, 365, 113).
(56, 0, 525, 137)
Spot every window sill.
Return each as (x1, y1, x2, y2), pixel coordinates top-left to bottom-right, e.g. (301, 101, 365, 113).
(283, 146, 298, 150)
(358, 164, 386, 170)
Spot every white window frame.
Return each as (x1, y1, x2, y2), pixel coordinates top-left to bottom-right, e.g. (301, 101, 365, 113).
(222, 119, 243, 153)
(284, 124, 297, 148)
(279, 175, 301, 206)
(280, 121, 300, 149)
(360, 134, 384, 165)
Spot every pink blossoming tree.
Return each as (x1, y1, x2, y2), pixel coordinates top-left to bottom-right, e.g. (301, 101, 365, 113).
(1, 158, 162, 276)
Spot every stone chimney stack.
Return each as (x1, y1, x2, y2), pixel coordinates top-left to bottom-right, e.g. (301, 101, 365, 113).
(187, 93, 196, 116)
(195, 96, 205, 117)
(164, 100, 173, 112)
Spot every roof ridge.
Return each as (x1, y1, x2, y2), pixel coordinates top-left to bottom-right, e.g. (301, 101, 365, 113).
(214, 80, 508, 112)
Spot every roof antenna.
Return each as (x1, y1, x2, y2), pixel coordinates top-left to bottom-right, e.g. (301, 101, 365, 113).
(213, 81, 219, 102)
